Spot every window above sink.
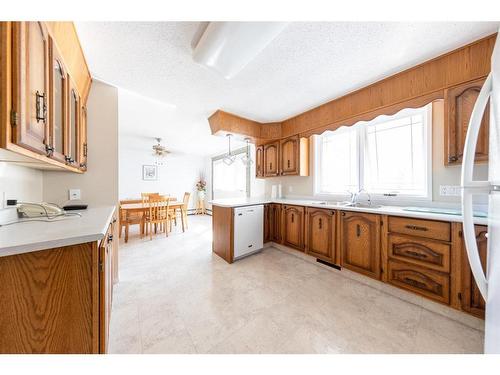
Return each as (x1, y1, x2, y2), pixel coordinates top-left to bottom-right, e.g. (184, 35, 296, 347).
(313, 104, 432, 203)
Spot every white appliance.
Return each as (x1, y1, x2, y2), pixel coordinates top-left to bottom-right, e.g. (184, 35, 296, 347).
(233, 205, 264, 260)
(461, 27, 500, 354)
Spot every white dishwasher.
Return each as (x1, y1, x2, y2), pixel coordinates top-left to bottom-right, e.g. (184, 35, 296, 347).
(233, 205, 264, 260)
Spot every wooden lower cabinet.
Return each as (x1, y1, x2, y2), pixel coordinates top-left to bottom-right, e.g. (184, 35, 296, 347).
(0, 218, 115, 353)
(305, 207, 336, 262)
(282, 205, 305, 251)
(340, 211, 381, 280)
(268, 203, 282, 243)
(460, 225, 488, 318)
(388, 260, 450, 304)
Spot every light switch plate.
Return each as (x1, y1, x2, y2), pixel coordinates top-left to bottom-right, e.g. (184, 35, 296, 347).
(69, 189, 81, 201)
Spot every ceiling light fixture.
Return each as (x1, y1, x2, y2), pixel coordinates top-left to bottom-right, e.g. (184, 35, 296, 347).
(152, 137, 170, 166)
(240, 138, 253, 166)
(192, 22, 288, 79)
(222, 134, 236, 165)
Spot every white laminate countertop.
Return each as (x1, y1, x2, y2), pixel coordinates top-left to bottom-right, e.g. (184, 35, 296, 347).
(0, 206, 116, 258)
(209, 198, 489, 226)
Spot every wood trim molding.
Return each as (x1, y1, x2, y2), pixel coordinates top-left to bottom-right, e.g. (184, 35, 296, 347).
(208, 33, 496, 141)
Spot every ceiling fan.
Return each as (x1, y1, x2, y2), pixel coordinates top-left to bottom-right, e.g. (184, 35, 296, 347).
(152, 137, 170, 157)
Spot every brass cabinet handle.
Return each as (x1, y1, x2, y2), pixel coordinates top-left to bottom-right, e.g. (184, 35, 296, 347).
(287, 159, 290, 168)
(356, 224, 361, 237)
(318, 218, 322, 230)
(405, 225, 428, 232)
(35, 91, 47, 122)
(404, 250, 427, 259)
(403, 277, 428, 290)
(291, 213, 294, 223)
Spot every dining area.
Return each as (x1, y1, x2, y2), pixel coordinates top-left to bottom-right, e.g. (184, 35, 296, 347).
(119, 192, 191, 242)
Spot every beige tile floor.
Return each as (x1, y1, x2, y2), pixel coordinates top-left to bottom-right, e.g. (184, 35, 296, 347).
(111, 215, 484, 354)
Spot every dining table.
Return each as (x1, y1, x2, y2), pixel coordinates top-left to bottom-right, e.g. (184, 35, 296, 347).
(120, 198, 187, 242)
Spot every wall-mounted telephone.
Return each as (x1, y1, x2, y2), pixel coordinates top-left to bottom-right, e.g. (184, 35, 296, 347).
(17, 202, 64, 218)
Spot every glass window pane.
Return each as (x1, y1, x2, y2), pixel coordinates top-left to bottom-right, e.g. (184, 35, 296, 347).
(212, 156, 248, 199)
(318, 127, 358, 194)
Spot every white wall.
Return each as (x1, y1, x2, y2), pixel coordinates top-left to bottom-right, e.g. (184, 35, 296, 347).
(0, 162, 43, 204)
(262, 100, 489, 206)
(118, 90, 210, 209)
(43, 80, 119, 207)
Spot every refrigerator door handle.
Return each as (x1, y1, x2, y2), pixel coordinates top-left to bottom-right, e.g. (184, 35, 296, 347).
(461, 73, 493, 299)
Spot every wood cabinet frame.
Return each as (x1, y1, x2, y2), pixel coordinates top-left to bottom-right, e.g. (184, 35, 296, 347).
(444, 77, 489, 165)
(10, 21, 50, 155)
(305, 207, 336, 263)
(339, 211, 381, 280)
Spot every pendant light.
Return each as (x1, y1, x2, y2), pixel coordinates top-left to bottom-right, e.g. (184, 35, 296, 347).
(222, 134, 236, 165)
(240, 138, 253, 165)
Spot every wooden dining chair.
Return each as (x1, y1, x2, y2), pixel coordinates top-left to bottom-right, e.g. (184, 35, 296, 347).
(146, 196, 171, 240)
(119, 200, 144, 242)
(141, 193, 160, 236)
(179, 192, 190, 232)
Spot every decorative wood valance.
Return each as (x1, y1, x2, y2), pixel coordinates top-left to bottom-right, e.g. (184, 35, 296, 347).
(208, 33, 496, 142)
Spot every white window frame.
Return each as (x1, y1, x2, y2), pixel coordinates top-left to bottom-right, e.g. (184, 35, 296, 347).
(313, 103, 433, 204)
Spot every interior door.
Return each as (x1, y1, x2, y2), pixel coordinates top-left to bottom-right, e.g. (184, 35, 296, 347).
(11, 22, 49, 154)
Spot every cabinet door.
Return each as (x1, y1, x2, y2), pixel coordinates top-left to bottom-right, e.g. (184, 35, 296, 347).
(445, 78, 489, 165)
(11, 22, 50, 154)
(264, 141, 279, 177)
(280, 136, 299, 175)
(99, 227, 113, 353)
(461, 225, 488, 318)
(79, 104, 88, 171)
(340, 211, 381, 279)
(270, 203, 282, 243)
(264, 204, 270, 242)
(256, 145, 264, 178)
(305, 207, 335, 262)
(282, 205, 305, 251)
(67, 77, 80, 167)
(48, 36, 68, 163)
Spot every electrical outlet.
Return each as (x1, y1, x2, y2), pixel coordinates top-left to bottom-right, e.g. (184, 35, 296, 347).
(439, 185, 461, 197)
(69, 189, 81, 201)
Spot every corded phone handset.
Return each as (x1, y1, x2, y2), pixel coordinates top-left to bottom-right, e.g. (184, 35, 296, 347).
(17, 202, 65, 218)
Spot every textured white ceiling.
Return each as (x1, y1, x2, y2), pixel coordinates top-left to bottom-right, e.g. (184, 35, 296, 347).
(75, 22, 499, 156)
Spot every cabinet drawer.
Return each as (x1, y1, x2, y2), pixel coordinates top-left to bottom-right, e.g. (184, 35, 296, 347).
(387, 260, 450, 304)
(388, 216, 451, 242)
(388, 234, 450, 273)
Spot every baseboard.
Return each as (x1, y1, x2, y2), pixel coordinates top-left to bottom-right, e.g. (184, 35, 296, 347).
(266, 242, 485, 332)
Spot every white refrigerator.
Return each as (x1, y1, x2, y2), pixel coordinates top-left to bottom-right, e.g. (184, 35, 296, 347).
(461, 28, 500, 354)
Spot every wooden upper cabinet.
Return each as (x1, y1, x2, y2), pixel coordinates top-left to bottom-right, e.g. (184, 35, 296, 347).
(255, 145, 264, 178)
(48, 36, 68, 164)
(445, 77, 489, 165)
(340, 211, 381, 280)
(67, 76, 80, 167)
(11, 22, 50, 155)
(280, 135, 309, 176)
(460, 225, 488, 318)
(282, 205, 305, 251)
(305, 207, 336, 262)
(264, 141, 280, 177)
(79, 104, 88, 171)
(1, 21, 91, 173)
